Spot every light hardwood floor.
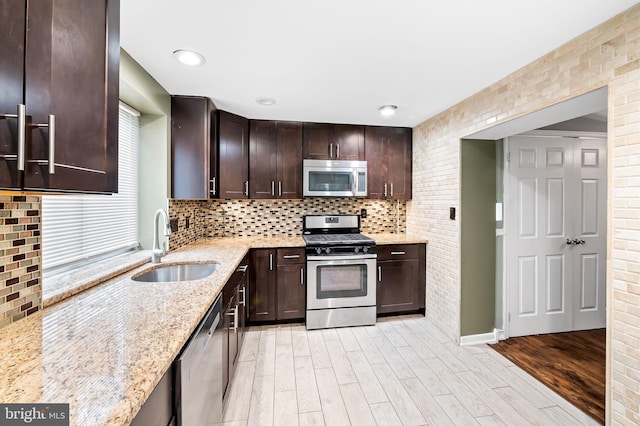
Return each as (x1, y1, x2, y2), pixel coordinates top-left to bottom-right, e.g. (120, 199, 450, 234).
(222, 315, 601, 426)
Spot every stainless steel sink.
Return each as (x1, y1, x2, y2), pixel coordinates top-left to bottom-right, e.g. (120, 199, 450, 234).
(133, 263, 220, 282)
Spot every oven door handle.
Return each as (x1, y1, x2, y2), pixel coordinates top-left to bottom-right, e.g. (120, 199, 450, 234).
(307, 254, 377, 262)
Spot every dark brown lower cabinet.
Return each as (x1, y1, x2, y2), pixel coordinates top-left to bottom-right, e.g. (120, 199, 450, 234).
(249, 247, 306, 323)
(276, 248, 306, 320)
(376, 244, 426, 315)
(224, 257, 249, 398)
(249, 249, 276, 322)
(130, 365, 174, 426)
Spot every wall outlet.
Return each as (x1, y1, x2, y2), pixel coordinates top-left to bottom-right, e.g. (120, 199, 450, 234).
(450, 207, 456, 220)
(170, 218, 179, 232)
(185, 216, 190, 229)
(360, 208, 367, 218)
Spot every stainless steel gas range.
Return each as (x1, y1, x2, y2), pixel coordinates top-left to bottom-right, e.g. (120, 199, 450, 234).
(303, 215, 376, 330)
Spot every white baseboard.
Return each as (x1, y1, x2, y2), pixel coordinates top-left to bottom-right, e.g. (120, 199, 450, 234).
(460, 328, 503, 346)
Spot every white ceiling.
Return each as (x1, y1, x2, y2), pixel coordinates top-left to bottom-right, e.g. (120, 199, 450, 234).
(121, 1, 636, 128)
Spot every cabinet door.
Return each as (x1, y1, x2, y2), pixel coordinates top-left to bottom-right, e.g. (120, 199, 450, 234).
(276, 122, 302, 198)
(303, 123, 333, 159)
(387, 127, 412, 200)
(249, 120, 277, 199)
(219, 111, 249, 199)
(0, 0, 25, 190)
(377, 258, 420, 314)
(24, 0, 119, 193)
(228, 296, 239, 381)
(237, 266, 248, 352)
(223, 296, 237, 396)
(130, 366, 173, 426)
(276, 263, 305, 320)
(249, 249, 276, 322)
(171, 96, 215, 199)
(333, 125, 364, 161)
(364, 126, 388, 199)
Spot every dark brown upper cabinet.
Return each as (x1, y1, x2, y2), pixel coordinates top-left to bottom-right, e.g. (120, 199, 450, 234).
(1, 0, 119, 193)
(249, 120, 302, 199)
(303, 123, 364, 161)
(218, 111, 249, 199)
(365, 126, 412, 200)
(171, 96, 217, 199)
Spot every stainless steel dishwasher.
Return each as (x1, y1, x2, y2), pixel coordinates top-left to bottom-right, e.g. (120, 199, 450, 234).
(175, 293, 223, 426)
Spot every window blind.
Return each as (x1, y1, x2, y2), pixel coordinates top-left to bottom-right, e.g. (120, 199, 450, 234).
(42, 103, 140, 272)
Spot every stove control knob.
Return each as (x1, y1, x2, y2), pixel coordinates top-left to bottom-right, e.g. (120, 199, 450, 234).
(325, 247, 331, 254)
(354, 246, 360, 253)
(315, 247, 322, 254)
(363, 246, 369, 253)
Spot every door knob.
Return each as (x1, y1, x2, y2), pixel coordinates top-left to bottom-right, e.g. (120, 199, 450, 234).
(567, 238, 585, 245)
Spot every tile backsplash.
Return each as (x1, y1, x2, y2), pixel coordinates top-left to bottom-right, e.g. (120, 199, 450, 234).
(168, 198, 407, 251)
(0, 195, 41, 328)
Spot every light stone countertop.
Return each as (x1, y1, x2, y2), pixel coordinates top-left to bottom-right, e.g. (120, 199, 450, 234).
(365, 233, 428, 245)
(0, 234, 424, 425)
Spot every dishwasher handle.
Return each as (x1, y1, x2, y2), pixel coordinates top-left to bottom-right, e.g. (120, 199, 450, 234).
(202, 312, 220, 350)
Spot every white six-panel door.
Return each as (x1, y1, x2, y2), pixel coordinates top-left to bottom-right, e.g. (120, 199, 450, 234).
(507, 134, 606, 337)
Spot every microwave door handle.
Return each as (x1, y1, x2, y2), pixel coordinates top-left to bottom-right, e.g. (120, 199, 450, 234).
(352, 170, 357, 196)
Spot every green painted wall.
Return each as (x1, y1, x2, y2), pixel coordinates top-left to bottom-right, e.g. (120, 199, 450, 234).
(119, 49, 171, 250)
(461, 139, 496, 336)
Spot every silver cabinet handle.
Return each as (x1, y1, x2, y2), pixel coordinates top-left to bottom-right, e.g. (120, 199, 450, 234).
(227, 307, 238, 332)
(329, 143, 333, 158)
(239, 288, 246, 306)
(390, 183, 393, 197)
(391, 251, 406, 255)
(245, 180, 249, 196)
(269, 253, 273, 271)
(278, 181, 282, 197)
(48, 114, 55, 174)
(300, 267, 304, 285)
(283, 255, 300, 259)
(378, 266, 382, 282)
(271, 181, 275, 196)
(384, 183, 387, 197)
(237, 265, 248, 273)
(29, 114, 56, 174)
(210, 178, 216, 195)
(336, 144, 340, 158)
(234, 305, 238, 332)
(0, 104, 26, 171)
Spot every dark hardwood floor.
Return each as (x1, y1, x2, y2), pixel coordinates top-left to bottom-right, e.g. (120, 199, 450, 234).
(490, 329, 606, 424)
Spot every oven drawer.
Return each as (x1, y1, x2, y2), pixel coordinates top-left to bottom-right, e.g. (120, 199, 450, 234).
(277, 247, 305, 264)
(377, 244, 421, 260)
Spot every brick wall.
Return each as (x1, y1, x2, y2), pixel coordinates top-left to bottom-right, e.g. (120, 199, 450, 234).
(0, 195, 41, 328)
(406, 4, 639, 424)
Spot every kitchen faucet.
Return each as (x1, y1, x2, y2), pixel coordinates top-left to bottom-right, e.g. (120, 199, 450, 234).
(152, 208, 171, 263)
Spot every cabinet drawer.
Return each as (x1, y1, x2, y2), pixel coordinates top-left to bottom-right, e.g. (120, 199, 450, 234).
(277, 248, 305, 264)
(377, 244, 422, 260)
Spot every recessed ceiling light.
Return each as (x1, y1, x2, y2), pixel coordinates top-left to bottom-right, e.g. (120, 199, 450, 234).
(378, 105, 398, 117)
(255, 97, 276, 106)
(172, 49, 206, 66)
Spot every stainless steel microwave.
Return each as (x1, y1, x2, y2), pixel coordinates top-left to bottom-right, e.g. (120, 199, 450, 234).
(303, 159, 367, 197)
